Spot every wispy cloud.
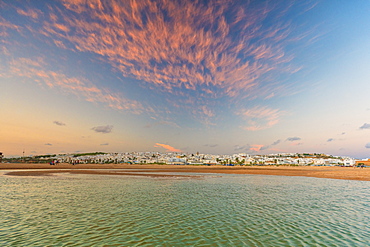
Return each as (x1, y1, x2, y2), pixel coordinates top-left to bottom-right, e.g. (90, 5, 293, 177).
(0, 16, 21, 37)
(92, 125, 113, 134)
(45, 143, 52, 146)
(260, 139, 282, 151)
(272, 139, 281, 146)
(238, 106, 283, 131)
(291, 142, 303, 146)
(264, 93, 275, 100)
(365, 143, 370, 149)
(260, 145, 270, 151)
(204, 144, 218, 148)
(286, 137, 301, 141)
(7, 57, 144, 114)
(100, 143, 109, 146)
(144, 121, 179, 128)
(234, 144, 251, 152)
(327, 138, 334, 142)
(192, 105, 216, 125)
(154, 143, 181, 152)
(53, 121, 66, 126)
(16, 8, 42, 19)
(359, 123, 370, 129)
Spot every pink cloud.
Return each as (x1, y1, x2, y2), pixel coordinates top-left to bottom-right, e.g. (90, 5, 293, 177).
(2, 1, 318, 127)
(250, 144, 264, 152)
(31, 0, 309, 99)
(16, 8, 42, 19)
(0, 17, 21, 37)
(154, 143, 182, 152)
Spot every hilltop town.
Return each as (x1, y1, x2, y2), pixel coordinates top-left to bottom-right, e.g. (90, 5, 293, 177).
(2, 152, 364, 167)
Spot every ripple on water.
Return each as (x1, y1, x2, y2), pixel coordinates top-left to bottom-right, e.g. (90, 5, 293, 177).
(0, 174, 369, 246)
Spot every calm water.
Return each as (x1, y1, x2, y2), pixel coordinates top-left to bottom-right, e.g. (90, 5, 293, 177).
(1, 171, 369, 246)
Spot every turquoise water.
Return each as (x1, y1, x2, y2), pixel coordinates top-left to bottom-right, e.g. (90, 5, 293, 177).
(1, 171, 369, 246)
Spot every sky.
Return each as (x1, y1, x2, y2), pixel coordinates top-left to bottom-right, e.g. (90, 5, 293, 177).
(1, 0, 370, 158)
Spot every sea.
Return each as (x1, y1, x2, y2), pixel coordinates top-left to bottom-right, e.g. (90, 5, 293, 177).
(1, 170, 369, 246)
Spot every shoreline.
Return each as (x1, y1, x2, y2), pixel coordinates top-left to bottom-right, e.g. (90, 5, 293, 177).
(1, 163, 369, 181)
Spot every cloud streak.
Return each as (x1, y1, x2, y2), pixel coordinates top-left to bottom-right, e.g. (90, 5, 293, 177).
(7, 57, 144, 114)
(234, 145, 251, 152)
(272, 140, 281, 146)
(154, 143, 181, 152)
(204, 144, 218, 148)
(144, 121, 179, 128)
(53, 121, 66, 126)
(259, 139, 282, 151)
(0, 16, 21, 37)
(286, 137, 301, 142)
(16, 8, 42, 19)
(239, 106, 283, 131)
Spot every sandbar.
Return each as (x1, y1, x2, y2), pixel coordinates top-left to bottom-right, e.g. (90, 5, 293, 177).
(1, 163, 369, 181)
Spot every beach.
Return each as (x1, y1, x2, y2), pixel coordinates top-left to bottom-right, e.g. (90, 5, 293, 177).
(1, 163, 369, 181)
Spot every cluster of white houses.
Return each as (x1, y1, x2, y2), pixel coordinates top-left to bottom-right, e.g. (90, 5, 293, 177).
(48, 152, 357, 166)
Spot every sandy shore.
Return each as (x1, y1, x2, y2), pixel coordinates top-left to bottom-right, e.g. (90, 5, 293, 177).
(1, 163, 369, 181)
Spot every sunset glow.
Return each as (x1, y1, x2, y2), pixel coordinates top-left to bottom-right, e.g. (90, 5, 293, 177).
(1, 0, 370, 158)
